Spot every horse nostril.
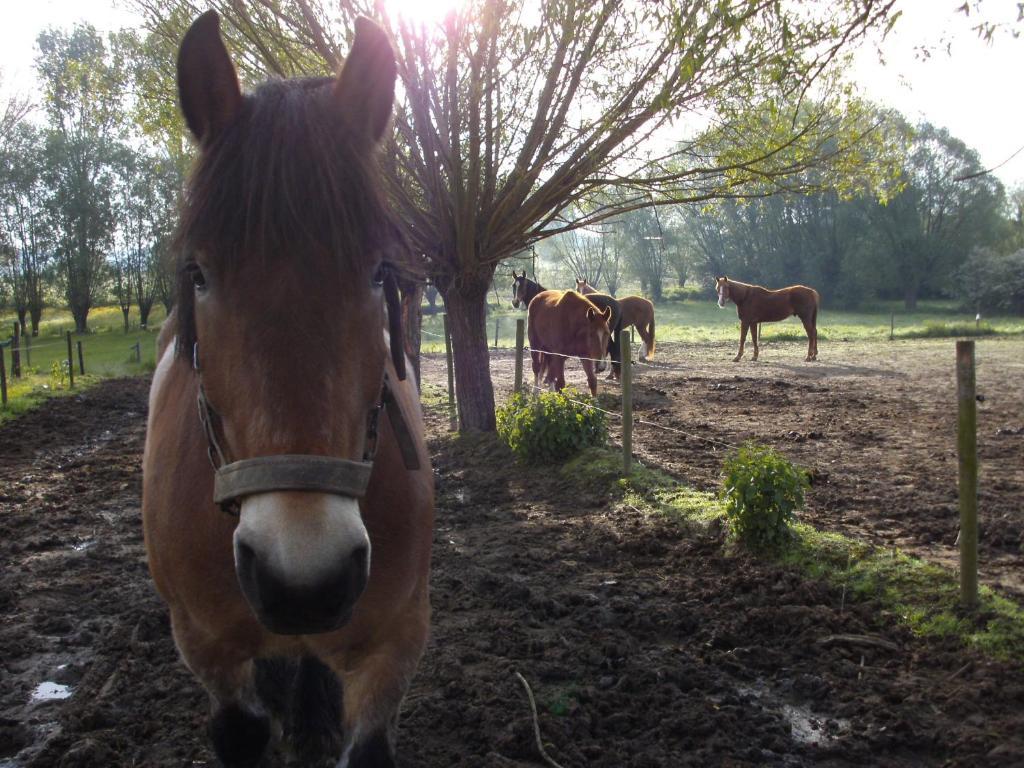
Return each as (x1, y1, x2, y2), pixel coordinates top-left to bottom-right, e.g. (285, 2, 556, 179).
(347, 544, 369, 596)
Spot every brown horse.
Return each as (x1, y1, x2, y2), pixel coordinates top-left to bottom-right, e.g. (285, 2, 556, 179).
(527, 289, 612, 395)
(143, 13, 432, 768)
(575, 278, 656, 361)
(513, 271, 622, 376)
(715, 276, 819, 362)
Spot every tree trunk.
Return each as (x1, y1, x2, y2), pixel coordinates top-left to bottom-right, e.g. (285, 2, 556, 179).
(71, 304, 90, 334)
(29, 305, 43, 336)
(139, 300, 153, 329)
(651, 278, 663, 303)
(16, 308, 28, 333)
(121, 307, 131, 332)
(903, 282, 918, 312)
(442, 274, 496, 432)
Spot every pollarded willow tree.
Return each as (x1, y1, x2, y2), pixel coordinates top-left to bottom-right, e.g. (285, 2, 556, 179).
(133, 0, 899, 430)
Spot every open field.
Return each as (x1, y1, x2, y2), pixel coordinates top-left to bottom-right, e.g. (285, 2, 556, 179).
(0, 307, 166, 423)
(1, 335, 1023, 766)
(418, 297, 1024, 353)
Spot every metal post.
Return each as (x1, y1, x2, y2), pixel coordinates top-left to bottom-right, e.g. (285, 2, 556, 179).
(66, 331, 74, 388)
(133, 341, 141, 363)
(11, 322, 20, 378)
(514, 318, 525, 394)
(621, 330, 633, 475)
(494, 317, 500, 349)
(442, 313, 456, 430)
(956, 340, 978, 609)
(24, 332, 30, 367)
(890, 313, 894, 341)
(77, 341, 85, 375)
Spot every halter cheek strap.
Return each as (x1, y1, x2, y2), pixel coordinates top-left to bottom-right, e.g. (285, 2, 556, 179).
(195, 356, 420, 516)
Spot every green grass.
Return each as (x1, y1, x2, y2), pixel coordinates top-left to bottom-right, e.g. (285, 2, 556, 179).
(416, 297, 1023, 353)
(1, 305, 166, 423)
(561, 446, 1024, 663)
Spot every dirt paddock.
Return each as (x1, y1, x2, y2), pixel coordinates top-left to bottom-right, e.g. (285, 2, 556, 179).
(1, 336, 1023, 767)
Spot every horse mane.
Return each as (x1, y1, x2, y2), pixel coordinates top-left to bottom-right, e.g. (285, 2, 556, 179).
(174, 77, 403, 359)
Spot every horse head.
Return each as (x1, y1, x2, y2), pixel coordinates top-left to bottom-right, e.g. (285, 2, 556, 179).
(174, 12, 401, 634)
(575, 277, 594, 295)
(715, 276, 731, 308)
(585, 305, 613, 362)
(511, 270, 529, 308)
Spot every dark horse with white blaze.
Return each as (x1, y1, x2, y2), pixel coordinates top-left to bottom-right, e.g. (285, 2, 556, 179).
(512, 271, 623, 377)
(715, 276, 820, 362)
(143, 13, 432, 768)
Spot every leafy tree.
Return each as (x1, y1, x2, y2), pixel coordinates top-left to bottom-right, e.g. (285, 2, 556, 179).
(0, 124, 53, 334)
(133, 0, 900, 430)
(36, 25, 128, 332)
(868, 122, 1004, 309)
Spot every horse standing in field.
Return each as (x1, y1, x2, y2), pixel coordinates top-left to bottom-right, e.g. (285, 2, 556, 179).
(526, 288, 613, 395)
(575, 278, 656, 362)
(715, 276, 819, 362)
(143, 13, 432, 768)
(512, 271, 623, 376)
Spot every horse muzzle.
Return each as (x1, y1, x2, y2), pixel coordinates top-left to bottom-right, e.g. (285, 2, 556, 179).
(232, 491, 371, 635)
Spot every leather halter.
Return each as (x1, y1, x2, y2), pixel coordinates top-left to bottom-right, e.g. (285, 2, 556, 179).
(194, 272, 420, 516)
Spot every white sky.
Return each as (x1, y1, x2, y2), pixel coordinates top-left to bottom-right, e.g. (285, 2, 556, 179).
(1, 0, 1022, 190)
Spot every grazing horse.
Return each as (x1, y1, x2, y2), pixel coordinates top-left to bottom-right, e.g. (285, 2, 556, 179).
(142, 13, 432, 768)
(575, 278, 656, 361)
(715, 276, 819, 362)
(527, 289, 612, 395)
(511, 271, 622, 376)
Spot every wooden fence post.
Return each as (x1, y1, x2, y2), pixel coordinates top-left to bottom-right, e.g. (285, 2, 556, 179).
(442, 313, 456, 430)
(0, 346, 7, 407)
(66, 331, 74, 388)
(956, 340, 978, 609)
(77, 340, 85, 375)
(621, 330, 633, 476)
(11, 322, 20, 378)
(133, 341, 141, 363)
(514, 318, 525, 394)
(889, 313, 894, 341)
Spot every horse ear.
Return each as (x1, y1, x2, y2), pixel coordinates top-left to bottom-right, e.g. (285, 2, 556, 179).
(601, 307, 611, 322)
(334, 17, 396, 143)
(177, 11, 243, 145)
(586, 307, 596, 320)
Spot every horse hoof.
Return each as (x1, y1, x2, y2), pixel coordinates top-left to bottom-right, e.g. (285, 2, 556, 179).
(209, 704, 271, 768)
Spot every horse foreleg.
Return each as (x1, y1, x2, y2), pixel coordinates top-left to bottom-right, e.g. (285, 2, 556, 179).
(581, 358, 598, 396)
(750, 322, 760, 362)
(734, 321, 749, 362)
(318, 619, 428, 767)
(171, 611, 271, 768)
(548, 356, 565, 391)
(531, 350, 543, 392)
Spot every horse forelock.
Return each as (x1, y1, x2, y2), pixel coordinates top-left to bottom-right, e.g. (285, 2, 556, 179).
(174, 77, 402, 358)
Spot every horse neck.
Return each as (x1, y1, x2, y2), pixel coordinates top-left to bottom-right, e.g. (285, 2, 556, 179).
(526, 279, 545, 303)
(729, 281, 753, 304)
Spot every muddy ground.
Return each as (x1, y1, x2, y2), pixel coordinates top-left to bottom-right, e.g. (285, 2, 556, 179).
(1, 336, 1023, 767)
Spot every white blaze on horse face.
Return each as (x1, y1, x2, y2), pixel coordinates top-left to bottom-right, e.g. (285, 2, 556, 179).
(234, 491, 370, 589)
(717, 284, 727, 308)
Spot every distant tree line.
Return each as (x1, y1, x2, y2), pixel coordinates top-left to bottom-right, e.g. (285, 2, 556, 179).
(0, 24, 187, 335)
(539, 117, 1022, 314)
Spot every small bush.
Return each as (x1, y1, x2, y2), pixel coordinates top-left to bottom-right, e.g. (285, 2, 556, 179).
(496, 388, 608, 465)
(720, 442, 808, 551)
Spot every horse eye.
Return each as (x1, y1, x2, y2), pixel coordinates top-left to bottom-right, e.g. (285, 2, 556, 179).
(186, 263, 207, 291)
(372, 264, 387, 287)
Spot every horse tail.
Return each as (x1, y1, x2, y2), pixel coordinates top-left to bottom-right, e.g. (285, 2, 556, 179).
(646, 314, 656, 358)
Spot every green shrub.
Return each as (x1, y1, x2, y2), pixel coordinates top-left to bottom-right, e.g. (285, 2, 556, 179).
(720, 442, 808, 551)
(496, 388, 608, 465)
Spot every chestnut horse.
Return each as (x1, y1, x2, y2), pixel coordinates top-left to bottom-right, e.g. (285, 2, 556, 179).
(575, 278, 656, 361)
(715, 276, 819, 362)
(527, 289, 612, 395)
(512, 271, 622, 376)
(143, 13, 432, 768)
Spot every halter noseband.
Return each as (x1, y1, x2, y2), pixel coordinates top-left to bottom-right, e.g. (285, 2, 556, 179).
(195, 347, 420, 517)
